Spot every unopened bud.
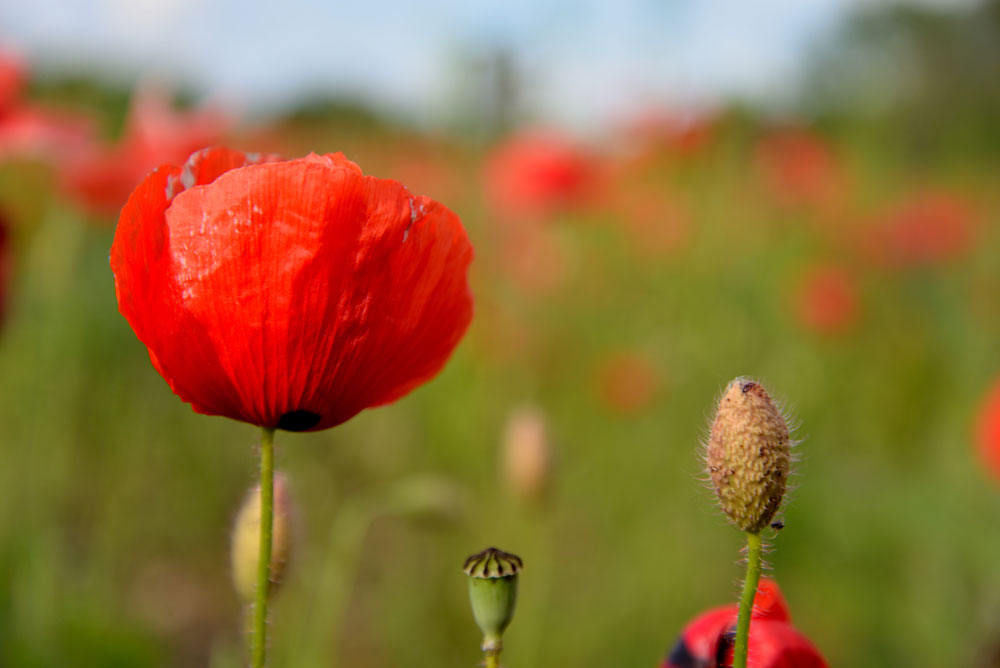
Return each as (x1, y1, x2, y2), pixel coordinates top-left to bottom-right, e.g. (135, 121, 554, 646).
(231, 472, 293, 603)
(463, 547, 522, 651)
(706, 378, 791, 533)
(502, 405, 552, 505)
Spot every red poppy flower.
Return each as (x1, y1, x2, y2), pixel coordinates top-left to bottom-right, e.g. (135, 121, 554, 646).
(974, 379, 1000, 482)
(793, 263, 859, 336)
(0, 105, 93, 162)
(594, 350, 660, 415)
(62, 84, 230, 215)
(754, 129, 845, 213)
(0, 49, 26, 112)
(663, 579, 828, 668)
(0, 50, 93, 163)
(485, 130, 601, 222)
(111, 147, 474, 432)
(864, 189, 976, 268)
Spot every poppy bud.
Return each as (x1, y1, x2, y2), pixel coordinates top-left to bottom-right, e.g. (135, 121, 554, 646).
(231, 472, 294, 604)
(463, 547, 522, 652)
(501, 405, 552, 505)
(706, 378, 791, 533)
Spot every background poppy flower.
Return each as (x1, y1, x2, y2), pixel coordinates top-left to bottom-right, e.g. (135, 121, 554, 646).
(754, 128, 846, 214)
(485, 130, 602, 222)
(594, 350, 660, 415)
(111, 146, 474, 432)
(0, 49, 92, 163)
(0, 50, 25, 111)
(793, 263, 860, 336)
(974, 379, 1000, 482)
(62, 84, 230, 215)
(863, 189, 976, 268)
(663, 579, 828, 668)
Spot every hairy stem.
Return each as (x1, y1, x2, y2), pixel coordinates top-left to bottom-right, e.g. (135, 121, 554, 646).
(733, 531, 763, 668)
(251, 427, 276, 668)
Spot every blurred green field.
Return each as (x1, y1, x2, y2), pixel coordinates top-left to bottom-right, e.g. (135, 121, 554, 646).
(2, 71, 1000, 668)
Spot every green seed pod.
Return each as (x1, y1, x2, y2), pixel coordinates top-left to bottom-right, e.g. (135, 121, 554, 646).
(231, 472, 293, 604)
(706, 378, 791, 534)
(463, 547, 522, 651)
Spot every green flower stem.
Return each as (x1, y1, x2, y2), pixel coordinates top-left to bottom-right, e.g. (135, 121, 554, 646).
(483, 646, 501, 668)
(251, 427, 276, 668)
(734, 531, 763, 668)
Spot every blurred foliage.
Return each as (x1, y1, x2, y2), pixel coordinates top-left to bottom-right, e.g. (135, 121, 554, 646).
(802, 0, 1000, 160)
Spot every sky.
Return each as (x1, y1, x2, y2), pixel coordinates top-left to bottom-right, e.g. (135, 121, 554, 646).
(0, 0, 979, 129)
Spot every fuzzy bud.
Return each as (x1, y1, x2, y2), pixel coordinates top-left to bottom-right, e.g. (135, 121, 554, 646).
(463, 547, 522, 651)
(230, 472, 293, 604)
(706, 378, 791, 533)
(502, 405, 552, 505)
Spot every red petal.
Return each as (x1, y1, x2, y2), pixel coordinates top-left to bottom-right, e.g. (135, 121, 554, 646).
(745, 620, 829, 668)
(112, 150, 473, 430)
(752, 579, 792, 622)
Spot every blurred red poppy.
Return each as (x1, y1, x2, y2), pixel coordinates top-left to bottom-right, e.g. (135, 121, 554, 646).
(0, 50, 92, 162)
(62, 84, 230, 215)
(864, 189, 976, 268)
(974, 379, 1000, 482)
(793, 263, 859, 336)
(0, 49, 25, 112)
(0, 106, 92, 162)
(663, 579, 828, 668)
(111, 147, 474, 431)
(595, 351, 659, 415)
(485, 130, 601, 222)
(755, 129, 845, 213)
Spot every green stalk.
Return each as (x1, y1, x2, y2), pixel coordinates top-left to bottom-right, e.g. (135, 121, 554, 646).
(483, 647, 501, 668)
(733, 531, 763, 668)
(251, 427, 276, 668)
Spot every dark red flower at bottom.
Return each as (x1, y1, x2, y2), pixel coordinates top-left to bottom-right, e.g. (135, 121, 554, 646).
(662, 580, 827, 668)
(111, 147, 474, 431)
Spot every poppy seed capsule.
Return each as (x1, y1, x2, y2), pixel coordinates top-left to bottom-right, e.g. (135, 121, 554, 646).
(231, 472, 293, 603)
(706, 378, 791, 534)
(463, 547, 522, 651)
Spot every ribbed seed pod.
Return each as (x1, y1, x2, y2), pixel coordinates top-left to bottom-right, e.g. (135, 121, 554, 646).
(463, 547, 522, 651)
(706, 378, 791, 533)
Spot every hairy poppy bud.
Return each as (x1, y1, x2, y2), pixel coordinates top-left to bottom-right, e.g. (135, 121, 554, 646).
(706, 378, 791, 533)
(231, 472, 293, 603)
(463, 547, 522, 652)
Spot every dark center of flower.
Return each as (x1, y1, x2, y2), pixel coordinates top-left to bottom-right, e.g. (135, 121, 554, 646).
(277, 410, 321, 432)
(666, 637, 701, 668)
